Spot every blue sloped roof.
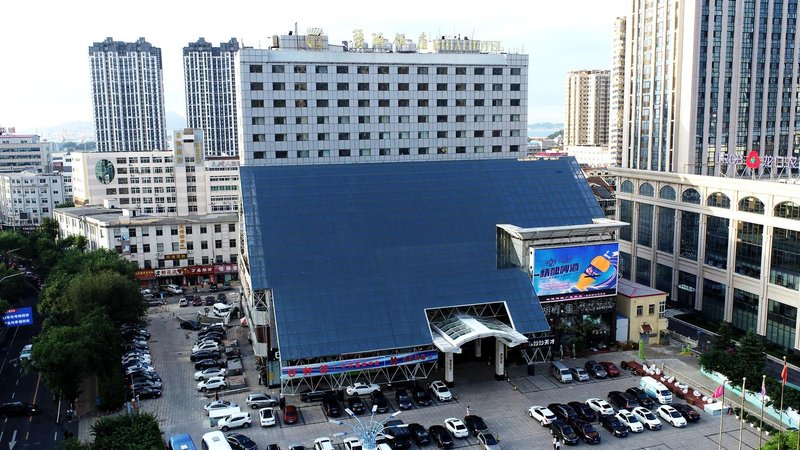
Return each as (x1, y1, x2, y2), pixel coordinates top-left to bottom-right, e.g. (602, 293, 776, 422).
(240, 158, 604, 360)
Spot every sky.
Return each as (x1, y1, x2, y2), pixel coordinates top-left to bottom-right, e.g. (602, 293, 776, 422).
(1, 0, 628, 137)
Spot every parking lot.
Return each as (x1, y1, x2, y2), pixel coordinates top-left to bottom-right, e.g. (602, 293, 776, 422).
(121, 299, 768, 450)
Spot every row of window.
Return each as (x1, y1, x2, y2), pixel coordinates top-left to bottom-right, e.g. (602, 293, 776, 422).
(263, 113, 522, 125)
(261, 129, 522, 142)
(114, 223, 236, 237)
(126, 254, 239, 269)
(127, 238, 237, 254)
(252, 145, 521, 160)
(251, 98, 522, 108)
(114, 157, 172, 164)
(252, 64, 521, 76)
(254, 82, 522, 92)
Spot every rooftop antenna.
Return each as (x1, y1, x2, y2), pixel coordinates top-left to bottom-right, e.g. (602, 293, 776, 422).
(295, 22, 298, 36)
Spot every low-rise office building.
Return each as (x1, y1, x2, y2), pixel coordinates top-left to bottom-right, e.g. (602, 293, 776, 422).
(0, 133, 50, 174)
(0, 170, 65, 229)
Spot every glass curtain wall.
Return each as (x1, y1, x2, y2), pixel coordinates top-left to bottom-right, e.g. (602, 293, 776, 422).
(766, 300, 797, 350)
(704, 216, 729, 268)
(636, 257, 651, 285)
(680, 211, 700, 260)
(701, 278, 725, 323)
(637, 204, 654, 247)
(619, 199, 633, 241)
(771, 227, 800, 290)
(735, 221, 763, 278)
(657, 207, 675, 253)
(732, 288, 758, 332)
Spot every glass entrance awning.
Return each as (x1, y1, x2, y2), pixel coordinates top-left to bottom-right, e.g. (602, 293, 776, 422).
(429, 314, 529, 353)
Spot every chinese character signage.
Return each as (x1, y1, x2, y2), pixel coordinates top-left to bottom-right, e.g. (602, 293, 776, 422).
(213, 264, 238, 274)
(154, 268, 184, 277)
(531, 243, 619, 302)
(281, 350, 438, 380)
(3, 307, 33, 327)
(529, 336, 556, 348)
(184, 265, 213, 275)
(163, 253, 187, 261)
(134, 269, 156, 280)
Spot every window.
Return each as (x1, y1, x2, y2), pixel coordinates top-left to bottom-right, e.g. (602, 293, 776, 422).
(272, 82, 285, 90)
(378, 83, 389, 91)
(316, 99, 329, 107)
(338, 149, 351, 157)
(358, 83, 369, 91)
(337, 99, 349, 107)
(418, 115, 428, 123)
(417, 67, 429, 74)
(315, 65, 328, 74)
(252, 117, 265, 125)
(437, 83, 447, 91)
(417, 83, 427, 91)
(455, 67, 466, 75)
(437, 115, 447, 123)
(417, 147, 429, 154)
(294, 82, 307, 91)
(337, 65, 348, 74)
(252, 134, 265, 142)
(378, 99, 390, 107)
(437, 67, 447, 75)
(437, 99, 448, 107)
(358, 99, 370, 107)
(358, 116, 370, 124)
(272, 65, 285, 73)
(418, 99, 429, 107)
(636, 305, 644, 316)
(398, 66, 409, 74)
(229, 223, 236, 232)
(648, 304, 656, 315)
(249, 64, 262, 73)
(275, 134, 286, 142)
(338, 133, 350, 140)
(276, 151, 288, 158)
(229, 239, 237, 248)
(510, 99, 521, 106)
(315, 82, 328, 90)
(474, 99, 484, 106)
(337, 82, 349, 91)
(474, 67, 485, 75)
(251, 100, 263, 107)
(273, 100, 286, 107)
(398, 99, 409, 107)
(510, 67, 521, 75)
(510, 83, 520, 91)
(293, 65, 306, 73)
(378, 66, 389, 74)
(492, 67, 503, 75)
(357, 65, 369, 74)
(492, 83, 502, 91)
(215, 240, 223, 249)
(201, 241, 208, 250)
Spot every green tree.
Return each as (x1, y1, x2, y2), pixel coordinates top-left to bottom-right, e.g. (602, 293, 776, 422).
(730, 331, 767, 383)
(55, 201, 76, 209)
(700, 321, 736, 374)
(90, 412, 163, 450)
(763, 430, 798, 450)
(31, 325, 94, 399)
(547, 129, 563, 139)
(64, 271, 144, 328)
(56, 438, 91, 450)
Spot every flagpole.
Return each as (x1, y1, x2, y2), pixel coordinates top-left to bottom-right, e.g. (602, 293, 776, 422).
(760, 374, 766, 449)
(780, 356, 787, 450)
(738, 377, 746, 450)
(719, 380, 727, 450)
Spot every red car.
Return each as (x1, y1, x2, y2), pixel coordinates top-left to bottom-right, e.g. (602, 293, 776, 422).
(600, 361, 621, 377)
(283, 405, 298, 425)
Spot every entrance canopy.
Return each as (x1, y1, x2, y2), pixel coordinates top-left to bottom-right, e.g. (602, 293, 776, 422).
(430, 314, 529, 353)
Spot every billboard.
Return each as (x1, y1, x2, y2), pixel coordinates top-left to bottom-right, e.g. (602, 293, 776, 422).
(531, 243, 619, 302)
(3, 307, 33, 327)
(281, 350, 438, 380)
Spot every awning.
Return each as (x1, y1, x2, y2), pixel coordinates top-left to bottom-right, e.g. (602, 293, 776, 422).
(240, 317, 248, 327)
(640, 323, 653, 334)
(430, 314, 529, 353)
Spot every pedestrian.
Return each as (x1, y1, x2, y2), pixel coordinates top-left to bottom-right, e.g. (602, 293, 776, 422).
(257, 373, 262, 385)
(553, 436, 560, 450)
(215, 392, 220, 401)
(466, 405, 471, 416)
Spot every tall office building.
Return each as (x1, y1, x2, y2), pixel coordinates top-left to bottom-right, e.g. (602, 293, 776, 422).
(234, 31, 528, 166)
(563, 70, 610, 147)
(609, 17, 626, 167)
(89, 37, 167, 152)
(184, 38, 240, 157)
(615, 0, 800, 353)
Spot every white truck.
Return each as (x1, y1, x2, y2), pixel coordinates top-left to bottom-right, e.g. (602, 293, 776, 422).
(639, 376, 673, 404)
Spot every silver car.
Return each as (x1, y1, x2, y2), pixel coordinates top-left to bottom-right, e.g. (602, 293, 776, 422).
(477, 432, 501, 450)
(570, 367, 590, 381)
(246, 392, 279, 409)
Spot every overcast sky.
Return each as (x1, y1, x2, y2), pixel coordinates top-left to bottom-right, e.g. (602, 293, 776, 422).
(1, 0, 628, 135)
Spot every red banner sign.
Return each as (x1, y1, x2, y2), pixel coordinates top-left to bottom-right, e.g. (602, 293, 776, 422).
(135, 269, 156, 280)
(213, 264, 238, 274)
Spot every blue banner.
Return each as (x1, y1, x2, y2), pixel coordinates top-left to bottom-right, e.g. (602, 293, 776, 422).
(532, 243, 619, 302)
(281, 350, 438, 380)
(3, 306, 33, 327)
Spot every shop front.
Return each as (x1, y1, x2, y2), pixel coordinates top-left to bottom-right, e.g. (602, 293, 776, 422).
(213, 263, 239, 283)
(135, 269, 157, 289)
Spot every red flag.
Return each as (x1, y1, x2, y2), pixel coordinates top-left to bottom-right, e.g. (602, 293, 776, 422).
(712, 384, 724, 399)
(782, 363, 788, 385)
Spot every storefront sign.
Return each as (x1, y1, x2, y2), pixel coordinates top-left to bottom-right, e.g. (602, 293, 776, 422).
(205, 160, 239, 170)
(184, 265, 213, 275)
(529, 336, 556, 348)
(155, 268, 184, 277)
(539, 297, 617, 316)
(432, 38, 502, 53)
(531, 243, 619, 302)
(281, 350, 438, 380)
(134, 269, 156, 280)
(163, 253, 188, 261)
(213, 263, 238, 274)
(178, 225, 186, 250)
(716, 151, 800, 170)
(3, 307, 33, 327)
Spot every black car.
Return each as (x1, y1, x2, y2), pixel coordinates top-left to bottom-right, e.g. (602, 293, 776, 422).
(210, 284, 219, 292)
(672, 403, 702, 422)
(217, 293, 228, 303)
(548, 403, 578, 422)
(347, 396, 366, 415)
(205, 296, 216, 306)
(408, 423, 431, 445)
(585, 360, 607, 378)
(191, 350, 222, 362)
(428, 425, 454, 448)
(570, 419, 601, 444)
(136, 387, 162, 399)
(226, 433, 258, 450)
(608, 391, 638, 410)
(300, 389, 328, 403)
(129, 380, 162, 391)
(568, 401, 598, 422)
(200, 323, 225, 333)
(266, 445, 281, 450)
(599, 414, 629, 437)
(146, 299, 163, 307)
(194, 359, 224, 370)
(322, 395, 341, 417)
(626, 387, 656, 408)
(384, 422, 412, 449)
(192, 297, 203, 306)
(198, 331, 226, 341)
(549, 420, 579, 445)
(411, 385, 433, 406)
(371, 391, 389, 413)
(179, 320, 202, 330)
(130, 373, 162, 385)
(121, 343, 148, 352)
(395, 388, 413, 410)
(0, 401, 39, 417)
(463, 415, 489, 436)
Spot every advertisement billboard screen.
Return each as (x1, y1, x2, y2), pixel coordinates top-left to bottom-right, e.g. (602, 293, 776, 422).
(531, 243, 619, 302)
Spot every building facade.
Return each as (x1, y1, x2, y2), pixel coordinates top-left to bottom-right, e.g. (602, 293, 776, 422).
(609, 17, 626, 167)
(89, 37, 167, 152)
(0, 171, 65, 229)
(563, 69, 610, 147)
(0, 133, 49, 173)
(184, 38, 240, 157)
(54, 206, 239, 288)
(235, 31, 528, 166)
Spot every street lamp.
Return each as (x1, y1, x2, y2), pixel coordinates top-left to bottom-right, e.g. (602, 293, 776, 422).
(328, 405, 401, 450)
(0, 272, 22, 284)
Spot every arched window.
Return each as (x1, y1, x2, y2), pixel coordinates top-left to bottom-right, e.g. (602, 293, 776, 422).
(707, 192, 731, 208)
(621, 180, 634, 193)
(659, 185, 676, 200)
(639, 182, 655, 197)
(681, 188, 701, 204)
(775, 201, 800, 220)
(738, 196, 765, 214)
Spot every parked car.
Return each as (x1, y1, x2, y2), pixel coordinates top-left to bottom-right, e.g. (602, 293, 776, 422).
(218, 412, 252, 431)
(197, 376, 226, 392)
(370, 391, 389, 413)
(190, 350, 222, 362)
(608, 391, 638, 410)
(407, 423, 431, 445)
(443, 418, 468, 438)
(395, 389, 413, 410)
(599, 414, 629, 437)
(585, 360, 608, 379)
(570, 367, 591, 382)
(205, 296, 216, 306)
(383, 420, 412, 449)
(585, 398, 615, 416)
(529, 405, 557, 426)
(477, 432, 501, 450)
(631, 406, 662, 430)
(217, 293, 227, 302)
(568, 401, 598, 422)
(463, 415, 489, 436)
(547, 403, 578, 422)
(195, 367, 227, 381)
(283, 405, 298, 424)
(657, 405, 688, 427)
(428, 425, 454, 448)
(204, 400, 238, 414)
(136, 387, 162, 399)
(672, 403, 702, 422)
(300, 390, 328, 403)
(342, 437, 363, 450)
(179, 320, 202, 330)
(626, 387, 656, 408)
(0, 401, 39, 417)
(346, 382, 380, 396)
(178, 298, 189, 307)
(129, 379, 162, 391)
(549, 420, 579, 445)
(347, 396, 366, 415)
(321, 395, 341, 417)
(570, 419, 601, 444)
(411, 385, 432, 406)
(259, 407, 277, 427)
(246, 392, 278, 408)
(124, 364, 155, 375)
(192, 341, 221, 353)
(192, 297, 203, 306)
(194, 358, 224, 370)
(600, 361, 621, 377)
(226, 433, 258, 450)
(429, 381, 453, 401)
(615, 409, 644, 433)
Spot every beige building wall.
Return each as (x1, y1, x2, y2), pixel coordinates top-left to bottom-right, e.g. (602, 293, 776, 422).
(616, 278, 668, 344)
(564, 70, 610, 147)
(609, 17, 626, 167)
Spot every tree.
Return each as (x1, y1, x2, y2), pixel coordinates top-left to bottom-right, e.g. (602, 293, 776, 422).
(56, 438, 91, 450)
(547, 129, 563, 139)
(763, 430, 797, 450)
(730, 331, 767, 383)
(700, 321, 736, 374)
(56, 201, 76, 209)
(90, 412, 163, 450)
(31, 325, 94, 399)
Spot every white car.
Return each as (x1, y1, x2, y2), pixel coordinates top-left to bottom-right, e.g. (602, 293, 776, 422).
(122, 354, 151, 364)
(429, 380, 453, 401)
(203, 400, 238, 415)
(345, 382, 380, 396)
(615, 409, 644, 432)
(124, 364, 155, 375)
(197, 376, 226, 392)
(246, 392, 279, 408)
(632, 406, 662, 430)
(313, 437, 335, 450)
(528, 405, 557, 426)
(342, 437, 363, 450)
(259, 407, 276, 427)
(444, 417, 469, 438)
(19, 344, 32, 361)
(657, 405, 688, 428)
(586, 398, 615, 416)
(195, 367, 227, 381)
(192, 341, 221, 353)
(217, 412, 251, 431)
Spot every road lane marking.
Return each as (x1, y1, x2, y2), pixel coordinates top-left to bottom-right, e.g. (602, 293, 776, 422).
(53, 431, 57, 441)
(10, 392, 14, 399)
(31, 373, 41, 403)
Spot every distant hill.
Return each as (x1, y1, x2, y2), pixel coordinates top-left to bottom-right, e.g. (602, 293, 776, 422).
(166, 111, 186, 131)
(528, 122, 564, 137)
(26, 112, 186, 142)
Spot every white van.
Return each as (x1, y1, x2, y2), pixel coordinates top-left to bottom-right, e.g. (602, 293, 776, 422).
(201, 431, 232, 450)
(551, 361, 573, 383)
(164, 284, 183, 295)
(212, 303, 232, 317)
(639, 376, 673, 404)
